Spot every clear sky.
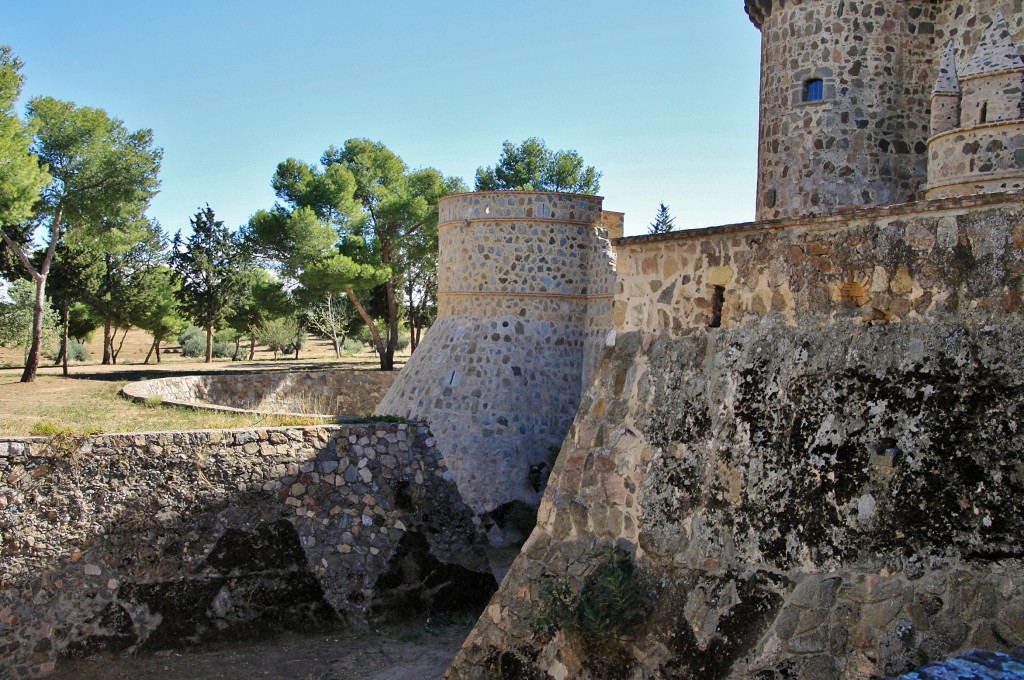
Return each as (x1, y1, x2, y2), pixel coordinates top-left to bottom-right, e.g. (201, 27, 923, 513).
(3, 1, 762, 237)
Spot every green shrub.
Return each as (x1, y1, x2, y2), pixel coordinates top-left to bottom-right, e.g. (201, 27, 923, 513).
(178, 326, 233, 359)
(178, 326, 205, 358)
(342, 337, 364, 354)
(68, 339, 90, 362)
(530, 546, 647, 673)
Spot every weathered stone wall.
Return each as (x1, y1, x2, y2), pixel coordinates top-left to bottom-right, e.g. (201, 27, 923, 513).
(745, 0, 1024, 220)
(616, 192, 1024, 334)
(447, 194, 1024, 679)
(120, 369, 395, 416)
(376, 192, 616, 530)
(0, 424, 494, 679)
(748, 0, 939, 220)
(927, 122, 1024, 198)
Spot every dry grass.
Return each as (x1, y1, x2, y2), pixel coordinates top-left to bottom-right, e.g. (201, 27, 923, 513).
(0, 330, 408, 437)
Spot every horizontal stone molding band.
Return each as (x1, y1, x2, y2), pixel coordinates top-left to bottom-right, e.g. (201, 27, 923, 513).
(439, 291, 615, 301)
(439, 217, 603, 228)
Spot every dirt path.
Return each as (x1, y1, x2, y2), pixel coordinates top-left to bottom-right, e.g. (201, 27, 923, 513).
(46, 620, 472, 680)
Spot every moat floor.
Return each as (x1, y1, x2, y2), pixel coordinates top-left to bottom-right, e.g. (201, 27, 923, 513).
(45, 621, 472, 680)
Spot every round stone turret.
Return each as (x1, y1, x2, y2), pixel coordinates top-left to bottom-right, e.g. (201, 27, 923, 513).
(749, 0, 941, 220)
(375, 191, 617, 540)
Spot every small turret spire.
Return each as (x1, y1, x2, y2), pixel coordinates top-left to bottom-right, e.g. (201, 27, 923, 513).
(961, 11, 1024, 78)
(933, 41, 961, 95)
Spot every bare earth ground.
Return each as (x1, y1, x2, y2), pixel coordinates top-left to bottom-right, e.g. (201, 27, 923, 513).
(45, 619, 475, 680)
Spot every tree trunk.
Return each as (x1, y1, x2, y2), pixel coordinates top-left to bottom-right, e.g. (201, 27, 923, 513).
(248, 333, 256, 361)
(205, 325, 213, 362)
(383, 279, 399, 371)
(345, 289, 387, 366)
(155, 338, 161, 363)
(332, 335, 341, 358)
(102, 319, 112, 365)
(144, 338, 157, 364)
(20, 274, 47, 383)
(62, 299, 70, 377)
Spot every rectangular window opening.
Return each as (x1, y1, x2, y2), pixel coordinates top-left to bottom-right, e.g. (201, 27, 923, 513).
(804, 78, 824, 103)
(709, 286, 726, 329)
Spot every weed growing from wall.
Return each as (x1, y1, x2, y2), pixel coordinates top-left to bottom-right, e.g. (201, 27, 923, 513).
(531, 546, 648, 677)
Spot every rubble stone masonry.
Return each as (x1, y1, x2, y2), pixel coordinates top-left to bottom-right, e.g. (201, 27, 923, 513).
(0, 424, 493, 679)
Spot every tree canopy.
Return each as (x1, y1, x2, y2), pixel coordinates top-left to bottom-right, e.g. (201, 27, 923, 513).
(475, 137, 601, 194)
(245, 138, 465, 370)
(170, 205, 247, 362)
(0, 95, 161, 381)
(0, 46, 49, 231)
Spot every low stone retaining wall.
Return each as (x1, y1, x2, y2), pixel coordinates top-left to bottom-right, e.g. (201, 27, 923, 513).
(120, 370, 396, 416)
(0, 424, 495, 679)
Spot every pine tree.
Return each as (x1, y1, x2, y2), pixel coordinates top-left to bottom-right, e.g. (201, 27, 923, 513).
(648, 202, 677, 235)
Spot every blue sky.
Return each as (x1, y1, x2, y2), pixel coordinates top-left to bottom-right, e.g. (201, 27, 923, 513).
(4, 1, 762, 237)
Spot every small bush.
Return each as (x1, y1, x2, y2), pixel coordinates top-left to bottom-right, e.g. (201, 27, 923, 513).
(178, 326, 205, 358)
(68, 339, 90, 363)
(142, 396, 164, 408)
(178, 326, 233, 359)
(342, 337, 364, 354)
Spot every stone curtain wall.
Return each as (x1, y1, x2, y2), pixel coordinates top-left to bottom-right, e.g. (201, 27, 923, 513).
(447, 194, 1024, 678)
(120, 370, 396, 416)
(616, 192, 1024, 334)
(0, 424, 494, 679)
(376, 192, 617, 521)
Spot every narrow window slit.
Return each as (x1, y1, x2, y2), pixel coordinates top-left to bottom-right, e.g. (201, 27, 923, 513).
(709, 286, 726, 329)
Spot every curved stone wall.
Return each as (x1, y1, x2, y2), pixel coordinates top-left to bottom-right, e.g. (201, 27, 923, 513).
(926, 121, 1024, 199)
(376, 192, 616, 520)
(121, 370, 395, 417)
(751, 0, 938, 220)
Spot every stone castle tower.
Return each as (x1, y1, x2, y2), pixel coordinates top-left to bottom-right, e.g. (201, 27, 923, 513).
(745, 0, 1024, 220)
(375, 192, 619, 537)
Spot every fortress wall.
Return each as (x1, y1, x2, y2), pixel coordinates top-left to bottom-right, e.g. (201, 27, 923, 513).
(377, 192, 616, 521)
(617, 192, 1024, 334)
(447, 194, 1024, 679)
(0, 424, 493, 679)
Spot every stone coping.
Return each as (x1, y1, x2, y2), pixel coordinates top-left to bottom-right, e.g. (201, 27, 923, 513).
(614, 190, 1024, 247)
(120, 369, 396, 418)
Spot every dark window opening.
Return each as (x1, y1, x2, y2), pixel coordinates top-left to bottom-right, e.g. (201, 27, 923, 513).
(804, 78, 824, 102)
(980, 102, 988, 124)
(709, 286, 726, 329)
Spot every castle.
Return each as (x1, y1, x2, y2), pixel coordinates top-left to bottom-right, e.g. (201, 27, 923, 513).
(445, 2, 1024, 677)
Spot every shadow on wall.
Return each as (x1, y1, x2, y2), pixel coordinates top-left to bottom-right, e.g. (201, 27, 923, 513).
(0, 425, 496, 678)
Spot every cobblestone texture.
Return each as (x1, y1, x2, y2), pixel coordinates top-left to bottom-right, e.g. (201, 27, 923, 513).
(376, 192, 617, 518)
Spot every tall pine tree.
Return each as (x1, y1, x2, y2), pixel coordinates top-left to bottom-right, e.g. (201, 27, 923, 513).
(170, 206, 247, 362)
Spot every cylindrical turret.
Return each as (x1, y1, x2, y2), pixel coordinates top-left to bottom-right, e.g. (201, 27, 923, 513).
(745, 0, 940, 220)
(375, 192, 616, 538)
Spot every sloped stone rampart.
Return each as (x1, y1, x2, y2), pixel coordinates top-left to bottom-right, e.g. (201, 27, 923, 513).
(0, 424, 494, 679)
(120, 370, 395, 416)
(447, 194, 1024, 678)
